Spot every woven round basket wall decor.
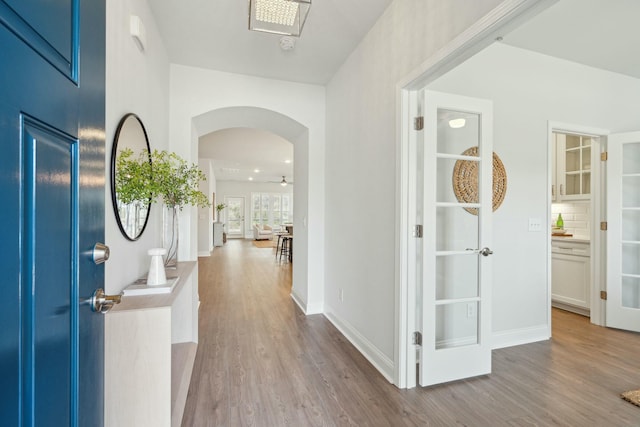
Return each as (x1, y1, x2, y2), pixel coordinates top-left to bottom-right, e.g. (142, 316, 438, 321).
(452, 146, 507, 215)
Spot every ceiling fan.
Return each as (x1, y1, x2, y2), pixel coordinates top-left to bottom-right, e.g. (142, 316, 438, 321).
(269, 175, 293, 186)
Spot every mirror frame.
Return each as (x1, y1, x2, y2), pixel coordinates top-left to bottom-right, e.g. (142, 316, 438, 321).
(110, 113, 152, 241)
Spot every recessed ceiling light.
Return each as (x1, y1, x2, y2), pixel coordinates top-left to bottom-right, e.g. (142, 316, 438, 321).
(284, 159, 291, 164)
(449, 118, 466, 129)
(248, 177, 254, 181)
(254, 168, 260, 173)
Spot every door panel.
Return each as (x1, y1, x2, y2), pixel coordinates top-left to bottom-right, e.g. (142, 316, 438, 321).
(24, 118, 78, 426)
(607, 132, 640, 332)
(420, 90, 492, 386)
(0, 0, 77, 78)
(0, 0, 105, 425)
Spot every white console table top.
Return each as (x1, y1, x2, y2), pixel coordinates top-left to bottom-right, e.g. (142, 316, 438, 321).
(112, 261, 197, 312)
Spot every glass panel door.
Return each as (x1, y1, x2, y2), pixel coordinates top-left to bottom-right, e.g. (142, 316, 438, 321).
(420, 90, 493, 386)
(607, 131, 640, 332)
(225, 196, 245, 238)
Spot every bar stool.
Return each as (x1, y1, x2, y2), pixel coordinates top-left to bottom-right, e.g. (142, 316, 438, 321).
(279, 236, 291, 262)
(274, 232, 287, 259)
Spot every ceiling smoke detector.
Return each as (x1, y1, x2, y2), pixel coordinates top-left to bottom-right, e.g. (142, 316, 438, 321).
(280, 36, 295, 51)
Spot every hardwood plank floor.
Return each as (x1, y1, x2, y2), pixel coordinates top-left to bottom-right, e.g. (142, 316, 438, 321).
(182, 239, 640, 426)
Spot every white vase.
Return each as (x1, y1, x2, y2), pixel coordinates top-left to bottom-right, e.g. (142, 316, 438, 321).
(163, 205, 179, 268)
(147, 248, 167, 286)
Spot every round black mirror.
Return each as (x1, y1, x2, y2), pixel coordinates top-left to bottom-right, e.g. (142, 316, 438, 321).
(110, 113, 151, 241)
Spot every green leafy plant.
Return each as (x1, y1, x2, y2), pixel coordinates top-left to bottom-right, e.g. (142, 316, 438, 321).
(116, 148, 210, 209)
(216, 203, 227, 213)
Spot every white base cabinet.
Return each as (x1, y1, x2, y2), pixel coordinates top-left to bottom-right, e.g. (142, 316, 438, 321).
(552, 240, 590, 315)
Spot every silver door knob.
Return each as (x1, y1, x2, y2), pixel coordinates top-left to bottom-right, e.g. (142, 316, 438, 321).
(90, 288, 122, 314)
(479, 247, 493, 257)
(92, 243, 110, 264)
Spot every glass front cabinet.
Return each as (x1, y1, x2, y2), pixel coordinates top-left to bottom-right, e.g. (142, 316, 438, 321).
(552, 131, 592, 201)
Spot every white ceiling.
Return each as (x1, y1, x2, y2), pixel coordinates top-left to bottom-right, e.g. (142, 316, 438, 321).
(160, 0, 640, 184)
(502, 0, 640, 80)
(148, 0, 393, 85)
(199, 128, 293, 183)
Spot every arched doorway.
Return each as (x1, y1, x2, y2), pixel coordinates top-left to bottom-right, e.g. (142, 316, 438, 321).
(190, 106, 316, 312)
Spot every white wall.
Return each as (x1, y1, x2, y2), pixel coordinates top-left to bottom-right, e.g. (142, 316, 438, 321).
(169, 65, 325, 313)
(105, 0, 170, 294)
(197, 159, 216, 255)
(324, 0, 504, 378)
(216, 181, 293, 238)
(428, 43, 640, 337)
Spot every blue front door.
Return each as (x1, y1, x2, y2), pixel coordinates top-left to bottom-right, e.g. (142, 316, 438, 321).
(0, 1, 105, 426)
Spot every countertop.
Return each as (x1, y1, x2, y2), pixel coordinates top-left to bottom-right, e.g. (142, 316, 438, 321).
(551, 236, 590, 244)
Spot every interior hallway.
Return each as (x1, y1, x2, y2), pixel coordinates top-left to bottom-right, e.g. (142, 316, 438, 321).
(182, 239, 640, 426)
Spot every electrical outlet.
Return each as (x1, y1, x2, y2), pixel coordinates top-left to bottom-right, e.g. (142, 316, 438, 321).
(528, 217, 542, 232)
(339, 289, 344, 302)
(467, 303, 476, 318)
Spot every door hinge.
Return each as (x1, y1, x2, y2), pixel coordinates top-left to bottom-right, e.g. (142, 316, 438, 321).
(600, 291, 608, 300)
(600, 221, 608, 231)
(414, 116, 424, 131)
(601, 151, 608, 161)
(412, 331, 422, 346)
(413, 224, 423, 238)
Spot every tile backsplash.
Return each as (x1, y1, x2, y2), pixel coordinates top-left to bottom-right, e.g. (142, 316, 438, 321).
(552, 202, 590, 239)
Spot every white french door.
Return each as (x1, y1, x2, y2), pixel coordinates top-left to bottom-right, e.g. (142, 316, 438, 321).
(419, 90, 493, 386)
(225, 196, 245, 238)
(606, 131, 640, 332)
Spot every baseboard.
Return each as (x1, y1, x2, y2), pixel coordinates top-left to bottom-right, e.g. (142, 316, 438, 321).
(290, 291, 323, 315)
(324, 308, 394, 383)
(491, 324, 550, 350)
(198, 251, 211, 257)
(552, 301, 590, 317)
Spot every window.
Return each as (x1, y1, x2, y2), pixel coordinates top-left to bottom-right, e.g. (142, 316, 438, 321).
(251, 192, 292, 230)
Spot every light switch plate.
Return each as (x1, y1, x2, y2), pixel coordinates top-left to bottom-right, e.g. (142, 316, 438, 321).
(528, 217, 542, 232)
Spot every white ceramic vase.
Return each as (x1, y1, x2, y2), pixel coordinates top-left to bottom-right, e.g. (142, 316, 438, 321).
(147, 248, 167, 286)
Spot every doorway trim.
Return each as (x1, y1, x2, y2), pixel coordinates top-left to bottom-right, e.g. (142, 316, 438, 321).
(547, 121, 610, 327)
(395, 0, 558, 388)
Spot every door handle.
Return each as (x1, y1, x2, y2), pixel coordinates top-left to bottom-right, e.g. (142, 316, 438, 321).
(92, 242, 110, 264)
(90, 288, 122, 314)
(479, 247, 493, 257)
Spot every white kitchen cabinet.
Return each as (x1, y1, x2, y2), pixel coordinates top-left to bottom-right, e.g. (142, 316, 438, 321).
(552, 132, 592, 201)
(551, 239, 590, 316)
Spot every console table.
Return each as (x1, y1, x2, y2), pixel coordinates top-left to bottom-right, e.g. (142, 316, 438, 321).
(105, 261, 198, 427)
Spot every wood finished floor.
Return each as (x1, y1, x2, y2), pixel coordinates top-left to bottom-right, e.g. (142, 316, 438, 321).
(182, 239, 640, 426)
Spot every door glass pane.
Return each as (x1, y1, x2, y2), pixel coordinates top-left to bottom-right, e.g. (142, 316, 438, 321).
(436, 207, 478, 251)
(437, 157, 479, 204)
(622, 277, 640, 309)
(622, 243, 640, 275)
(436, 109, 480, 155)
(226, 198, 243, 234)
(622, 210, 640, 241)
(623, 142, 640, 174)
(436, 255, 478, 300)
(622, 176, 640, 207)
(435, 302, 478, 349)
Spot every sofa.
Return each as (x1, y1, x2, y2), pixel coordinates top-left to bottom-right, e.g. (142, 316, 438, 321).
(253, 224, 273, 240)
